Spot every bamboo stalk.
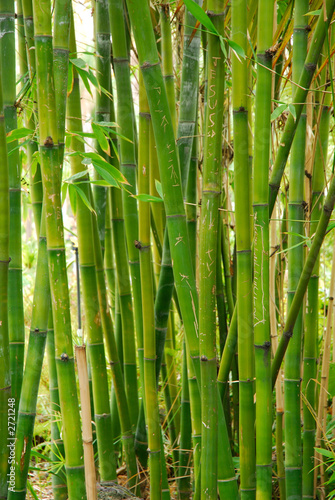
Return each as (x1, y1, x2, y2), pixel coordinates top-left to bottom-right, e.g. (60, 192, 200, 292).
(67, 40, 117, 482)
(138, 70, 162, 500)
(314, 237, 335, 498)
(7, 209, 51, 500)
(32, 1, 86, 496)
(176, 0, 202, 194)
(0, 0, 25, 405)
(0, 60, 10, 500)
(199, 2, 225, 497)
(109, 1, 142, 422)
(284, 2, 308, 497)
(232, 0, 256, 497)
(109, 0, 140, 427)
(302, 63, 331, 500)
(76, 346, 97, 500)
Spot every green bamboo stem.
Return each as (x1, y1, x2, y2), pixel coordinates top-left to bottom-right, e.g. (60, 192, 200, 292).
(268, 0, 335, 216)
(17, 0, 28, 88)
(232, 0, 256, 496)
(32, 1, 86, 496)
(0, 65, 10, 500)
(149, 122, 164, 287)
(92, 0, 111, 253)
(91, 189, 139, 489)
(67, 47, 116, 482)
(272, 172, 335, 385)
(46, 313, 68, 500)
(107, 52, 139, 432)
(53, 0, 71, 158)
(138, 80, 162, 498)
(126, 0, 202, 393)
(110, 183, 139, 429)
(104, 200, 116, 320)
(270, 209, 286, 500)
(0, 0, 25, 405)
(199, 2, 225, 497)
(186, 135, 198, 276)
(160, 3, 177, 135)
(221, 212, 235, 319)
(314, 240, 335, 497)
(21, 0, 43, 238)
(178, 343, 192, 500)
(109, 1, 143, 405)
(302, 69, 331, 500)
(8, 209, 51, 500)
(176, 0, 202, 194)
(284, 2, 308, 497)
(186, 345, 202, 500)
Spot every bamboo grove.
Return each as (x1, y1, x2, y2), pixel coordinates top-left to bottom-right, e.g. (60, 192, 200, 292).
(3, 0, 335, 499)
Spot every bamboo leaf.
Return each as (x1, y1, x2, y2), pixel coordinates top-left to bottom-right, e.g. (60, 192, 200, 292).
(228, 40, 246, 60)
(304, 9, 321, 16)
(76, 67, 93, 97)
(68, 183, 77, 215)
(70, 57, 87, 69)
(155, 179, 163, 199)
(92, 122, 110, 153)
(132, 193, 163, 203)
(271, 103, 287, 122)
(72, 184, 96, 214)
(288, 103, 296, 121)
(61, 180, 68, 206)
(315, 448, 335, 459)
(6, 127, 34, 142)
(68, 151, 128, 184)
(92, 163, 120, 188)
(30, 150, 40, 178)
(183, 0, 219, 36)
(64, 170, 89, 183)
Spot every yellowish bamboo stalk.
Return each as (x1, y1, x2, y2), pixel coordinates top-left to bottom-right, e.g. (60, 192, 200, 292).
(76, 345, 97, 500)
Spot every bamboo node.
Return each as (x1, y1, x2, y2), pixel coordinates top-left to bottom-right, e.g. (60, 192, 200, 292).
(200, 355, 208, 362)
(0, 257, 11, 264)
(60, 352, 69, 362)
(44, 136, 54, 147)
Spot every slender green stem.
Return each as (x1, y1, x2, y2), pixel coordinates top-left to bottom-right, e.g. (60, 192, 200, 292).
(0, 62, 10, 500)
(0, 0, 25, 405)
(32, 1, 86, 496)
(199, 2, 225, 497)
